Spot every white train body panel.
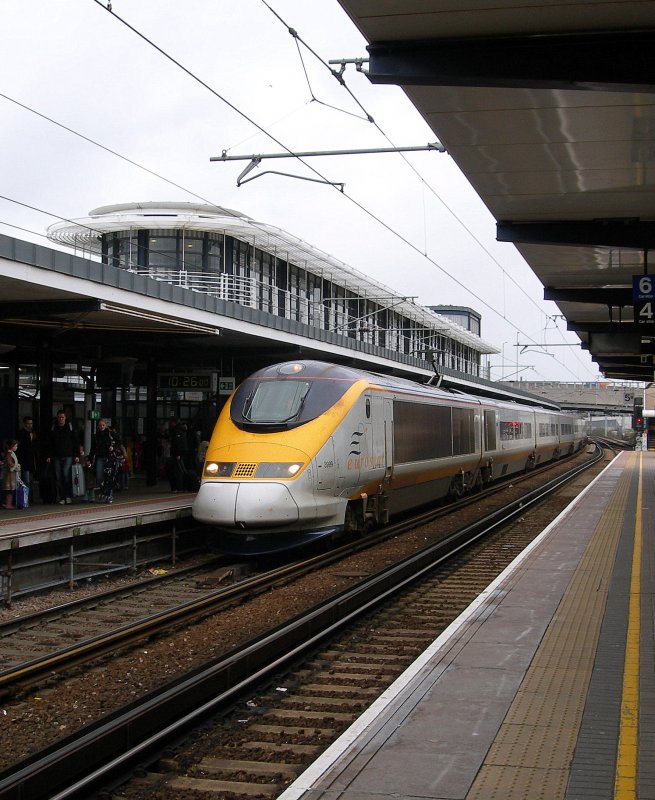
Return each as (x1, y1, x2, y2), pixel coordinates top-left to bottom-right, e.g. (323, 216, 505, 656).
(192, 360, 586, 549)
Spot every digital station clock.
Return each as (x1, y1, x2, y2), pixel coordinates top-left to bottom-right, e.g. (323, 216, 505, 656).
(157, 373, 213, 391)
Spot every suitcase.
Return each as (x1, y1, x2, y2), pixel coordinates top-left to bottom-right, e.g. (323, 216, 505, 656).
(72, 463, 86, 497)
(16, 480, 29, 509)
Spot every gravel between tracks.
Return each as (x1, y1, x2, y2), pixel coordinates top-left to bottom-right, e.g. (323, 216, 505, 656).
(0, 450, 605, 770)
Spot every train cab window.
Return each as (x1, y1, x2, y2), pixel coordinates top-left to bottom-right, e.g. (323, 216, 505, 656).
(244, 380, 311, 423)
(231, 376, 353, 431)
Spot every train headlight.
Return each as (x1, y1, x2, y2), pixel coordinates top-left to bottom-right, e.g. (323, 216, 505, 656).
(255, 462, 304, 478)
(204, 462, 235, 477)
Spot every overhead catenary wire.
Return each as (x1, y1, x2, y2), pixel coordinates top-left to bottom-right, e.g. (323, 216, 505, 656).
(260, 0, 375, 124)
(0, 92, 219, 211)
(0, 219, 53, 241)
(259, 3, 559, 324)
(4, 1, 591, 380)
(89, 0, 567, 369)
(257, 1, 594, 380)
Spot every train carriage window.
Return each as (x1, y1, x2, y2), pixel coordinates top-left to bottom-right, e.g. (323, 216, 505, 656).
(538, 422, 558, 437)
(394, 401, 452, 462)
(393, 401, 477, 462)
(501, 419, 533, 440)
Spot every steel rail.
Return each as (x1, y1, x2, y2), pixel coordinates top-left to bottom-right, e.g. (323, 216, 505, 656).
(0, 449, 594, 695)
(0, 448, 603, 800)
(0, 556, 227, 636)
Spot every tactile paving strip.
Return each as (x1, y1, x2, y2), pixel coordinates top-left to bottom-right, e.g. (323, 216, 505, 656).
(467, 455, 635, 800)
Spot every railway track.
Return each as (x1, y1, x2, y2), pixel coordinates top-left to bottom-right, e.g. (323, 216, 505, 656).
(0, 448, 597, 698)
(0, 557, 245, 694)
(0, 446, 606, 800)
(135, 522, 536, 800)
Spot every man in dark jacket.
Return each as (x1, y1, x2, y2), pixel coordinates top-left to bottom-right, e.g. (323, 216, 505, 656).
(46, 410, 79, 504)
(89, 419, 115, 503)
(16, 416, 38, 497)
(167, 418, 188, 492)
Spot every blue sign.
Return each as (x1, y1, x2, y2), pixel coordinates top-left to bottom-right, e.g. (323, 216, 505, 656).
(633, 275, 654, 300)
(633, 275, 655, 324)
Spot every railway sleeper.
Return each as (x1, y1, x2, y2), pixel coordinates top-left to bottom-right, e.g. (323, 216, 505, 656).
(242, 741, 322, 755)
(166, 775, 281, 796)
(191, 757, 300, 777)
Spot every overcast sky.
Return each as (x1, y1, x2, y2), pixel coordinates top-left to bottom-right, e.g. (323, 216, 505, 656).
(1, 0, 602, 382)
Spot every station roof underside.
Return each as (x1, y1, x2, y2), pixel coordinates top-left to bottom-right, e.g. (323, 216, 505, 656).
(335, 1, 655, 382)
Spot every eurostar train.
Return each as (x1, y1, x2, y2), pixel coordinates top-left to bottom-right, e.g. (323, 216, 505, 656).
(192, 360, 586, 552)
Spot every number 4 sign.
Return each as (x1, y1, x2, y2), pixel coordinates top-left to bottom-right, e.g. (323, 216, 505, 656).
(633, 275, 655, 324)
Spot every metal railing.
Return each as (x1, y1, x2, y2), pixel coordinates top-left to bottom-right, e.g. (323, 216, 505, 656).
(132, 268, 482, 376)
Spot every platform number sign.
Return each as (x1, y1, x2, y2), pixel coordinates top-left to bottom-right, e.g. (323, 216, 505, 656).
(633, 275, 655, 324)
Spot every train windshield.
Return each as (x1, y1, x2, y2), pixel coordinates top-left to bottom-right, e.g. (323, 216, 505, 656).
(243, 380, 311, 423)
(231, 376, 353, 431)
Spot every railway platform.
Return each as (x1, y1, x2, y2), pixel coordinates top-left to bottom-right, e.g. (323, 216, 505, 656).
(0, 475, 194, 552)
(0, 476, 196, 602)
(279, 449, 654, 800)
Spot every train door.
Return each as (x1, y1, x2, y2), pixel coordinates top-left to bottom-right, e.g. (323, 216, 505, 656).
(372, 395, 393, 483)
(335, 400, 365, 491)
(316, 437, 336, 490)
(483, 409, 497, 452)
(481, 409, 497, 483)
(474, 409, 481, 453)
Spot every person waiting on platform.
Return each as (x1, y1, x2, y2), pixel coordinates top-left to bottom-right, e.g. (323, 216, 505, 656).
(3, 439, 20, 509)
(117, 438, 130, 491)
(78, 444, 95, 503)
(167, 418, 188, 492)
(16, 416, 38, 501)
(89, 419, 115, 503)
(45, 410, 79, 505)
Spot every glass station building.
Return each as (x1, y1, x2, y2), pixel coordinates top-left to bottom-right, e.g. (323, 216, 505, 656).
(48, 202, 497, 377)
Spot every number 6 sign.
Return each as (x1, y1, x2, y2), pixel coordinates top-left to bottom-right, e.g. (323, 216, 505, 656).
(633, 275, 655, 324)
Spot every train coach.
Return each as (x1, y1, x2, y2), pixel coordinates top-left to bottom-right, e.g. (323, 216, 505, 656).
(192, 360, 586, 551)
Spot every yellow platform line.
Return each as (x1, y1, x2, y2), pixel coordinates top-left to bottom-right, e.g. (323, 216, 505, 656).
(614, 453, 642, 800)
(467, 453, 632, 799)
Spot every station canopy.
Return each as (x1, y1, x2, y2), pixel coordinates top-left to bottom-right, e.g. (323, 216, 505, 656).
(335, 0, 655, 381)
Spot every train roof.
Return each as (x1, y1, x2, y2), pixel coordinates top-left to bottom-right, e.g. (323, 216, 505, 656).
(249, 360, 572, 415)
